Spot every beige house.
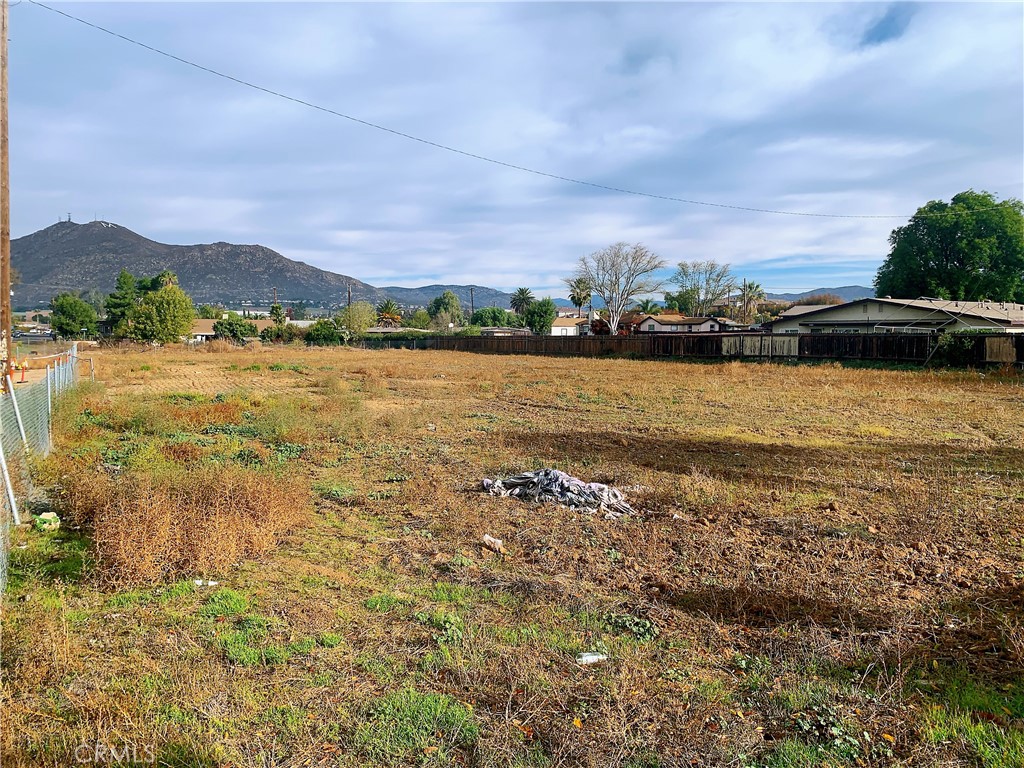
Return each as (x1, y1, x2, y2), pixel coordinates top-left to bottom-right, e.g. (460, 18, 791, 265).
(769, 298, 1024, 334)
(635, 314, 720, 333)
(550, 317, 588, 336)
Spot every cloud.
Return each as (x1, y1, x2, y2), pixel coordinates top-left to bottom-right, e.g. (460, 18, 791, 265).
(10, 1, 1023, 295)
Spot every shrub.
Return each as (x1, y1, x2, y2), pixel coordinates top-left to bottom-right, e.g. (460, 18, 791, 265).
(305, 319, 343, 347)
(48, 462, 312, 585)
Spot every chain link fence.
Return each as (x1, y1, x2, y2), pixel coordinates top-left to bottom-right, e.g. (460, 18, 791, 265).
(0, 343, 80, 592)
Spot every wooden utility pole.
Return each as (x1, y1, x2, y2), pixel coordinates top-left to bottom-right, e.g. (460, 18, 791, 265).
(1, 0, 11, 385)
(272, 286, 278, 305)
(469, 287, 474, 318)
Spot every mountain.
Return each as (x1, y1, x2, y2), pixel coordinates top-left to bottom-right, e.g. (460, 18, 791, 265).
(764, 286, 874, 302)
(12, 221, 512, 310)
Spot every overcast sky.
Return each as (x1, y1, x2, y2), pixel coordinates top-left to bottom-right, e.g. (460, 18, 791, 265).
(12, 1, 1024, 295)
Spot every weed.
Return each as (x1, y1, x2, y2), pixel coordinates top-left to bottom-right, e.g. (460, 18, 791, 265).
(603, 612, 660, 642)
(354, 688, 479, 764)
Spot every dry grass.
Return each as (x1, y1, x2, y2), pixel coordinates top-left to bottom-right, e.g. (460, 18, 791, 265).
(2, 345, 1022, 767)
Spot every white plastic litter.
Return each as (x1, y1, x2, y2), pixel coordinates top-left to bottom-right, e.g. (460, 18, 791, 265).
(194, 579, 220, 587)
(576, 652, 608, 665)
(483, 468, 635, 519)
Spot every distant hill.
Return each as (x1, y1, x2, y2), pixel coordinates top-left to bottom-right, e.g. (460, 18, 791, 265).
(11, 221, 512, 310)
(764, 286, 874, 302)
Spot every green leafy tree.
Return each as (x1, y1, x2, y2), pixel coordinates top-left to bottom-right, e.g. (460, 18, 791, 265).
(289, 301, 308, 321)
(738, 280, 766, 323)
(404, 308, 432, 329)
(634, 298, 662, 315)
(524, 297, 558, 335)
(104, 269, 140, 332)
(426, 291, 464, 324)
(430, 310, 461, 333)
(196, 304, 226, 319)
(510, 288, 535, 315)
(470, 306, 515, 326)
(269, 303, 286, 326)
(126, 284, 196, 343)
(213, 314, 259, 344)
(875, 190, 1024, 301)
(260, 323, 306, 344)
(305, 318, 343, 346)
(663, 288, 697, 315)
(564, 277, 592, 318)
(50, 293, 98, 338)
(376, 299, 402, 327)
(338, 301, 377, 335)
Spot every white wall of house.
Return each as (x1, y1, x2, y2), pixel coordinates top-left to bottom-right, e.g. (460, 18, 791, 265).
(770, 300, 1024, 334)
(638, 316, 718, 333)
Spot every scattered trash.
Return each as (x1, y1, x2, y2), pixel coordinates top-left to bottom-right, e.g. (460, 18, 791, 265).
(426, 423, 437, 432)
(33, 511, 60, 532)
(576, 652, 608, 665)
(481, 534, 505, 555)
(483, 468, 636, 519)
(194, 579, 220, 587)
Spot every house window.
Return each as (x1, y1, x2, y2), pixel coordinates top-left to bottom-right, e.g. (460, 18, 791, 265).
(560, 328, 568, 336)
(862, 304, 868, 313)
(670, 325, 678, 331)
(687, 325, 692, 332)
(648, 324, 655, 331)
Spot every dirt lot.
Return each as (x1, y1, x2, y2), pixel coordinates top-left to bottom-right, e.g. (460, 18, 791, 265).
(3, 346, 1022, 767)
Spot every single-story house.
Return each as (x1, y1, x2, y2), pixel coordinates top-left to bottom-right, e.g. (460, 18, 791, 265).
(634, 314, 721, 333)
(190, 318, 277, 341)
(550, 317, 589, 336)
(767, 298, 1024, 334)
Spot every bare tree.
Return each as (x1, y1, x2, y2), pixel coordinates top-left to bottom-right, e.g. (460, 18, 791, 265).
(671, 260, 735, 318)
(573, 243, 666, 332)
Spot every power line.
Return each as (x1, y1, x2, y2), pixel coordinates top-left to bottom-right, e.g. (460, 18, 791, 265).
(26, 0, 1024, 221)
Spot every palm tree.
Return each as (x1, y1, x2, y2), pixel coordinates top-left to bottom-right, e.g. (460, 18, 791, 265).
(510, 287, 535, 315)
(376, 299, 402, 328)
(565, 277, 592, 318)
(739, 280, 766, 324)
(634, 298, 661, 315)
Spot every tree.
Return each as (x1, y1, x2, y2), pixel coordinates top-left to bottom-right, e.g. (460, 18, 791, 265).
(874, 190, 1024, 302)
(510, 288, 535, 315)
(430, 310, 460, 332)
(470, 306, 515, 327)
(738, 280, 766, 324)
(564, 277, 592, 318)
(289, 301, 308, 321)
(126, 284, 196, 343)
(376, 299, 402, 328)
(426, 291, 464, 324)
(104, 269, 140, 332)
(305, 318, 343, 346)
(261, 323, 305, 344)
(196, 304, 226, 319)
(663, 288, 698, 315)
(524, 297, 557, 335)
(269, 303, 286, 326)
(670, 260, 735, 318)
(404, 308, 432, 329)
(50, 293, 98, 338)
(634, 298, 662, 315)
(792, 293, 844, 306)
(213, 315, 259, 344)
(573, 242, 666, 332)
(338, 301, 377, 336)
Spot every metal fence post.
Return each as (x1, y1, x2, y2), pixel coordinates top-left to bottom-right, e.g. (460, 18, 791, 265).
(6, 375, 28, 449)
(46, 365, 52, 415)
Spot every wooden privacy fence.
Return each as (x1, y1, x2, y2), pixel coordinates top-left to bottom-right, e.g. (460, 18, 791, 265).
(425, 333, 1024, 366)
